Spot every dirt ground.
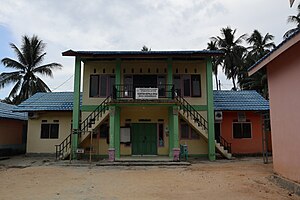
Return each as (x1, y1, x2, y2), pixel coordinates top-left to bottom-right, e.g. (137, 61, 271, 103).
(0, 156, 299, 200)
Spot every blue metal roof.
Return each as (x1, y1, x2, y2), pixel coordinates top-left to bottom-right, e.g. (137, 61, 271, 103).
(213, 90, 269, 111)
(62, 49, 224, 57)
(15, 91, 268, 112)
(0, 102, 27, 120)
(248, 29, 300, 71)
(14, 92, 80, 112)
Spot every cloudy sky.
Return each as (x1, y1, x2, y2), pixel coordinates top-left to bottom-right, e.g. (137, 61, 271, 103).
(0, 0, 298, 99)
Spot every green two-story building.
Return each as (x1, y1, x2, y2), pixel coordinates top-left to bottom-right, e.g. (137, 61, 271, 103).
(60, 50, 230, 161)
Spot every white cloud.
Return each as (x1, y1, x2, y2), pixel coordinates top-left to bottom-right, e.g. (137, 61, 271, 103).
(0, 0, 297, 98)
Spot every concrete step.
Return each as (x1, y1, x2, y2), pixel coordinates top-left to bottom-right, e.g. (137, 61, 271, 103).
(116, 157, 173, 162)
(96, 161, 191, 166)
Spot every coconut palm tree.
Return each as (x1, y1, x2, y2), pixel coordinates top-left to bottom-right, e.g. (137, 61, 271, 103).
(247, 30, 276, 59)
(0, 35, 62, 104)
(207, 40, 222, 90)
(284, 3, 300, 39)
(212, 27, 246, 90)
(239, 30, 275, 99)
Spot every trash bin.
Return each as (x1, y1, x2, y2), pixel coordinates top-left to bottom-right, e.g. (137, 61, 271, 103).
(180, 144, 188, 161)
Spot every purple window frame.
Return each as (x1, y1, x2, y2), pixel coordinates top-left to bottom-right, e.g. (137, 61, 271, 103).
(173, 74, 201, 97)
(180, 121, 200, 140)
(157, 123, 164, 147)
(89, 74, 115, 98)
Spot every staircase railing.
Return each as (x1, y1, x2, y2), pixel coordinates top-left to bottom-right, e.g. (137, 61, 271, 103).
(55, 96, 111, 160)
(79, 96, 111, 133)
(218, 135, 232, 153)
(175, 94, 208, 130)
(55, 133, 71, 160)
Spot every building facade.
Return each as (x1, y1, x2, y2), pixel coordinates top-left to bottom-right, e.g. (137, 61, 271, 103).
(214, 90, 270, 155)
(248, 31, 300, 183)
(15, 90, 270, 159)
(62, 50, 229, 161)
(14, 92, 73, 154)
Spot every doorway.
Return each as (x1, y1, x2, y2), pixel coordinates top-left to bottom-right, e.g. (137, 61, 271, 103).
(133, 75, 157, 88)
(131, 123, 157, 155)
(215, 123, 221, 143)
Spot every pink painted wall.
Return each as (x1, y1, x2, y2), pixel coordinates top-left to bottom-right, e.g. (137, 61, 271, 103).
(267, 41, 300, 183)
(220, 111, 264, 154)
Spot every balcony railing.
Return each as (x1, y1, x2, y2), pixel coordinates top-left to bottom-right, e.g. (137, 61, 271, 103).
(112, 84, 175, 100)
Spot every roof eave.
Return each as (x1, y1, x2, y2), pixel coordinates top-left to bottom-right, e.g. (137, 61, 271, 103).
(62, 50, 224, 59)
(248, 31, 300, 76)
(214, 109, 269, 111)
(62, 50, 78, 57)
(13, 109, 73, 112)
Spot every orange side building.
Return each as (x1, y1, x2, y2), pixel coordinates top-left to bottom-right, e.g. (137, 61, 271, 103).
(213, 90, 270, 155)
(0, 102, 27, 155)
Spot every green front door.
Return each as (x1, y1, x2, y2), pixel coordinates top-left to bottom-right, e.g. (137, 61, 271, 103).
(132, 123, 157, 155)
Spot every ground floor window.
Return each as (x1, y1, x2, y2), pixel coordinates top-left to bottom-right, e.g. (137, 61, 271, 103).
(233, 122, 252, 138)
(180, 120, 200, 139)
(99, 123, 109, 144)
(158, 123, 164, 147)
(41, 123, 59, 139)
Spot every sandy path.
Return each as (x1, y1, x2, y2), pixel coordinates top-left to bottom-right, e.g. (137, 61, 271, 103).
(0, 158, 299, 200)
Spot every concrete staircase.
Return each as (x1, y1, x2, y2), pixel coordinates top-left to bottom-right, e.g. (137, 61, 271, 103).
(175, 95, 232, 159)
(78, 110, 109, 143)
(55, 96, 111, 160)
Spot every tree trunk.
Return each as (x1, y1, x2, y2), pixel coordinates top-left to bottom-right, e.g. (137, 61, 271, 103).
(215, 74, 219, 90)
(232, 77, 237, 91)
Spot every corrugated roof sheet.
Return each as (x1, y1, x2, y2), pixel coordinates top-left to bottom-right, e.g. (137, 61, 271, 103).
(15, 92, 79, 112)
(213, 90, 269, 111)
(248, 29, 300, 71)
(0, 102, 27, 120)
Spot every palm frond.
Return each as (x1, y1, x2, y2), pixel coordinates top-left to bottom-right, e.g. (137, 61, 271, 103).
(36, 77, 51, 92)
(1, 58, 26, 71)
(32, 63, 62, 77)
(287, 15, 300, 24)
(263, 33, 274, 43)
(284, 28, 299, 39)
(8, 79, 22, 99)
(32, 52, 46, 67)
(21, 35, 33, 67)
(31, 36, 46, 63)
(0, 71, 23, 88)
(9, 43, 27, 65)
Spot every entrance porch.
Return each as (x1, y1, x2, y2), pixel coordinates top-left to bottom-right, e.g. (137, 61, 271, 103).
(83, 105, 180, 161)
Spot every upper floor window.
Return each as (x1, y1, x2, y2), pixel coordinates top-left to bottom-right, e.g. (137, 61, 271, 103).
(90, 75, 115, 97)
(233, 122, 252, 139)
(173, 75, 201, 97)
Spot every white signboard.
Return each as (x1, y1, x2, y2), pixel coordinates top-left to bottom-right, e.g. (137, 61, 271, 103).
(121, 128, 131, 143)
(135, 88, 158, 99)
